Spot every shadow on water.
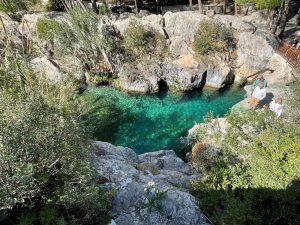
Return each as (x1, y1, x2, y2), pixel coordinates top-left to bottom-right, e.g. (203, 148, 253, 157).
(82, 85, 246, 156)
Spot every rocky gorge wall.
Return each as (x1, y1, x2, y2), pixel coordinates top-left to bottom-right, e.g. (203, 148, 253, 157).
(1, 10, 289, 94)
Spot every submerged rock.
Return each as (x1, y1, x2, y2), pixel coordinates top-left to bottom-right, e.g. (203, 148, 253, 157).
(93, 141, 208, 225)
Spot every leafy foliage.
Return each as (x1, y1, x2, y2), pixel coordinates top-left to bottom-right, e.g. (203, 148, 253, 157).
(36, 19, 71, 44)
(193, 20, 232, 55)
(0, 92, 90, 209)
(0, 0, 38, 13)
(191, 100, 300, 225)
(235, 0, 282, 9)
(36, 6, 119, 82)
(123, 22, 168, 61)
(0, 51, 112, 224)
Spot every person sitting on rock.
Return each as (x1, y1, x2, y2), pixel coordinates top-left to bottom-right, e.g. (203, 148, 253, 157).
(249, 82, 267, 110)
(251, 75, 267, 92)
(269, 98, 283, 118)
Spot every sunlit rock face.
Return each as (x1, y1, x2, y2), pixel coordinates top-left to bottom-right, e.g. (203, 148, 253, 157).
(93, 141, 209, 225)
(236, 31, 279, 79)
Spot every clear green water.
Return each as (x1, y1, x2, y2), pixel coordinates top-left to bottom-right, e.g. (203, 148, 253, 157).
(83, 86, 246, 155)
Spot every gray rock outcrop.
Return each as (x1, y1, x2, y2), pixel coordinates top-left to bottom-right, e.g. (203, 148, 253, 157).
(214, 15, 255, 32)
(4, 10, 281, 93)
(115, 11, 233, 93)
(93, 141, 208, 225)
(235, 30, 279, 79)
(0, 12, 24, 51)
(164, 11, 211, 57)
(31, 57, 63, 83)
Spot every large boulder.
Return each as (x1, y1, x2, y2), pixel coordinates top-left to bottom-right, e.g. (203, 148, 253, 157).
(214, 15, 255, 32)
(141, 14, 165, 35)
(113, 13, 134, 35)
(93, 141, 208, 225)
(117, 62, 161, 94)
(261, 53, 293, 85)
(164, 11, 210, 43)
(242, 11, 271, 29)
(113, 13, 164, 36)
(0, 12, 23, 51)
(161, 62, 204, 92)
(235, 30, 279, 79)
(31, 57, 63, 83)
(164, 11, 211, 57)
(118, 53, 233, 93)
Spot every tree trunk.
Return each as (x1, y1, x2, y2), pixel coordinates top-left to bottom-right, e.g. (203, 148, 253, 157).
(271, 0, 290, 36)
(235, 0, 237, 15)
(78, 0, 87, 10)
(278, 0, 290, 37)
(271, 1, 284, 34)
(189, 0, 192, 9)
(134, 0, 142, 13)
(62, 0, 73, 10)
(296, 8, 300, 28)
(198, 0, 202, 13)
(91, 0, 99, 14)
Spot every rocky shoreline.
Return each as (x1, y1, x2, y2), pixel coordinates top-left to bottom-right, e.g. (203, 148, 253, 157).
(93, 141, 209, 225)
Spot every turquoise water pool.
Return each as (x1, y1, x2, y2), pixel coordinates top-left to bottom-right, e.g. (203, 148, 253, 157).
(83, 86, 246, 154)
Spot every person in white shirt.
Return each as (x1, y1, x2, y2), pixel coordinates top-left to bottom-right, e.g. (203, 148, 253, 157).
(269, 98, 283, 118)
(249, 82, 267, 109)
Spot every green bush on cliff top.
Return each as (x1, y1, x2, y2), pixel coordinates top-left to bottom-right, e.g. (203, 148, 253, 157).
(236, 0, 282, 9)
(193, 20, 232, 55)
(0, 51, 112, 225)
(123, 22, 168, 60)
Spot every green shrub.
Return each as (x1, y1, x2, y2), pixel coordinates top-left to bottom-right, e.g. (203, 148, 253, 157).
(191, 107, 300, 225)
(193, 20, 232, 55)
(123, 22, 168, 60)
(36, 19, 63, 40)
(254, 0, 281, 8)
(0, 51, 34, 94)
(0, 52, 112, 225)
(36, 18, 75, 56)
(36, 6, 118, 77)
(0, 0, 38, 13)
(0, 92, 90, 209)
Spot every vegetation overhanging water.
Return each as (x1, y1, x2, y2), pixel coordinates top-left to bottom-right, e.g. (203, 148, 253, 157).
(83, 86, 246, 155)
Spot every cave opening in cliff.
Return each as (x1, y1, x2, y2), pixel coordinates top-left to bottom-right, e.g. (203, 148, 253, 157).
(158, 78, 168, 92)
